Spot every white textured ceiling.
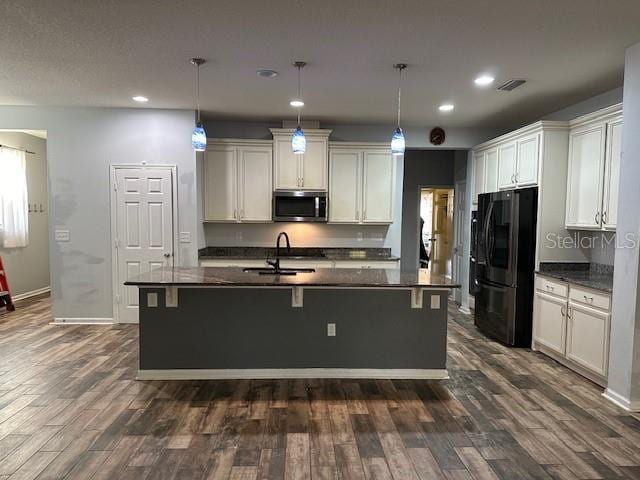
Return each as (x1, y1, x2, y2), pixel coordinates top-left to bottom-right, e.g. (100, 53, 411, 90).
(1, 0, 639, 127)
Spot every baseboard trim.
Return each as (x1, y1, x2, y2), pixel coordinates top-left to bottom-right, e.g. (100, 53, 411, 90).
(136, 368, 449, 381)
(459, 305, 471, 315)
(12, 286, 51, 302)
(603, 388, 640, 412)
(52, 317, 114, 325)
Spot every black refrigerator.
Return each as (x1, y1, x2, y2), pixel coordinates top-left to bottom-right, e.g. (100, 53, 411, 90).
(475, 187, 537, 347)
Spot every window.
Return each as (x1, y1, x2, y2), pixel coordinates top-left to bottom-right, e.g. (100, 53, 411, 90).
(0, 147, 28, 248)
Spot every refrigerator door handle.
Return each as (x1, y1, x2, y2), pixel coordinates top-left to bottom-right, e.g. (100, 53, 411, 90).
(484, 201, 494, 269)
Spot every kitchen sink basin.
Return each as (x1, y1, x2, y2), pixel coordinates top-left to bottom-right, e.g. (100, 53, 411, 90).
(243, 267, 315, 276)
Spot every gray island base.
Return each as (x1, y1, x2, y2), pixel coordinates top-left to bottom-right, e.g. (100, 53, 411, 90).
(125, 267, 459, 380)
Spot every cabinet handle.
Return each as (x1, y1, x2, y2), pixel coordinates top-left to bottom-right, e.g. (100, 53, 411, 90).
(515, 172, 519, 183)
(546, 284, 554, 291)
(566, 307, 572, 320)
(595, 212, 600, 224)
(511, 174, 515, 183)
(602, 212, 607, 224)
(240, 209, 244, 219)
(362, 210, 366, 220)
(356, 210, 359, 221)
(584, 295, 594, 304)
(301, 177, 304, 187)
(561, 305, 566, 317)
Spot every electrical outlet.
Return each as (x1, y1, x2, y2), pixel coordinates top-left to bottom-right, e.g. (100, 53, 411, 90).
(327, 323, 336, 336)
(55, 229, 70, 242)
(356, 232, 363, 242)
(430, 295, 441, 309)
(179, 232, 191, 243)
(147, 292, 158, 307)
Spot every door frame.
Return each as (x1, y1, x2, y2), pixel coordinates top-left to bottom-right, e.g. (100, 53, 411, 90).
(415, 186, 455, 272)
(453, 180, 466, 304)
(109, 164, 179, 323)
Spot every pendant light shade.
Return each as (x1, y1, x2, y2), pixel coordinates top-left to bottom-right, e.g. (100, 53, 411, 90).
(192, 123, 207, 152)
(391, 64, 407, 156)
(190, 58, 206, 152)
(292, 126, 306, 154)
(291, 61, 307, 154)
(391, 127, 405, 156)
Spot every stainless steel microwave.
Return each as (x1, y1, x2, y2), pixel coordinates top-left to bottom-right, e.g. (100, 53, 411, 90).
(273, 191, 327, 222)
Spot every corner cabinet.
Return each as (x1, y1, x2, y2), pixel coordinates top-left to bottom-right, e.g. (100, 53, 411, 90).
(328, 144, 396, 224)
(203, 140, 273, 223)
(565, 104, 622, 230)
(532, 274, 611, 386)
(270, 129, 331, 191)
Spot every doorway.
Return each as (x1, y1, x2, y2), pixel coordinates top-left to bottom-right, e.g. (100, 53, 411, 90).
(110, 165, 177, 323)
(419, 188, 454, 277)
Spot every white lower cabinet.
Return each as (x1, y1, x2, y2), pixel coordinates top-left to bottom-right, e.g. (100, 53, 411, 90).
(532, 274, 611, 385)
(532, 292, 566, 355)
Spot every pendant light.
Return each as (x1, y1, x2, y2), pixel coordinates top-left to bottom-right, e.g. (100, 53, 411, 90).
(291, 61, 307, 155)
(190, 58, 207, 152)
(391, 63, 407, 156)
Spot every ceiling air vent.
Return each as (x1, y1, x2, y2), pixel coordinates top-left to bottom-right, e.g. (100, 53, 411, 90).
(496, 79, 526, 91)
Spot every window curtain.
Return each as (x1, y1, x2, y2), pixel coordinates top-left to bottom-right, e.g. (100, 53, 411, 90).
(0, 147, 29, 248)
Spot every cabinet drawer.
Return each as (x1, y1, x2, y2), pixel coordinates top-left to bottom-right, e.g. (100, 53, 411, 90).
(535, 276, 568, 298)
(569, 285, 610, 310)
(199, 259, 267, 268)
(333, 260, 399, 269)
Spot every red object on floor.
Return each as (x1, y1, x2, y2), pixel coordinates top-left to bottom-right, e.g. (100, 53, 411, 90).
(0, 256, 15, 312)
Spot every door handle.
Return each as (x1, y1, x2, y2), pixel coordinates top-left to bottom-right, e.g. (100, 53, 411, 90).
(164, 253, 172, 258)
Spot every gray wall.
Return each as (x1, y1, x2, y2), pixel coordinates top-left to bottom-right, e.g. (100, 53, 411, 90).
(0, 131, 50, 297)
(0, 106, 199, 320)
(400, 150, 456, 271)
(607, 43, 640, 408)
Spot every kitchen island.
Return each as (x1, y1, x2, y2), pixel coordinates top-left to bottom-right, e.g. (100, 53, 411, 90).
(125, 267, 458, 380)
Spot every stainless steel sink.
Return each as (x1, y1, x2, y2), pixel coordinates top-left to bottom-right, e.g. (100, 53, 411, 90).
(243, 267, 315, 276)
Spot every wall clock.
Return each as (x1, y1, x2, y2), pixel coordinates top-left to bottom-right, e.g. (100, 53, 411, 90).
(430, 127, 445, 146)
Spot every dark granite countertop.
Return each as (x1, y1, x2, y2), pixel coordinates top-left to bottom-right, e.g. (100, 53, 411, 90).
(198, 247, 400, 262)
(125, 267, 458, 288)
(536, 263, 613, 293)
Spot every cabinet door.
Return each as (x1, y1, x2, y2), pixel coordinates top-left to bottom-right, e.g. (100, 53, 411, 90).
(484, 149, 499, 193)
(565, 125, 606, 229)
(362, 152, 395, 223)
(301, 138, 328, 190)
(274, 137, 301, 190)
(472, 151, 485, 205)
(532, 292, 567, 355)
(203, 147, 237, 222)
(516, 135, 539, 186)
(238, 147, 272, 222)
(497, 142, 517, 189)
(602, 119, 622, 230)
(328, 151, 361, 223)
(566, 303, 610, 376)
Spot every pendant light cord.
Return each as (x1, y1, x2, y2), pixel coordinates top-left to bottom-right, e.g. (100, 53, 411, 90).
(396, 66, 403, 128)
(297, 64, 302, 127)
(196, 63, 201, 123)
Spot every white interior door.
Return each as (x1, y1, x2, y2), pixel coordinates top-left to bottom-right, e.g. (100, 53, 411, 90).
(114, 167, 174, 323)
(453, 181, 466, 303)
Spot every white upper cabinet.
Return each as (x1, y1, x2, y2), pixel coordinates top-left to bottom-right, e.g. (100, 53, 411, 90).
(328, 145, 396, 225)
(328, 151, 361, 223)
(497, 141, 517, 189)
(484, 149, 498, 193)
(203, 141, 273, 223)
(271, 129, 331, 191)
(565, 105, 621, 231)
(203, 146, 237, 222)
(602, 118, 622, 230)
(472, 151, 485, 205)
(516, 134, 540, 186)
(273, 137, 300, 190)
(238, 147, 273, 222)
(362, 152, 395, 223)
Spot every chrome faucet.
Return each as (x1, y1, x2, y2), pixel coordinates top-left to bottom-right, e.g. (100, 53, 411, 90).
(267, 232, 290, 271)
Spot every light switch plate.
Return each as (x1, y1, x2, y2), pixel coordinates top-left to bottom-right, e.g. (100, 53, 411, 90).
(55, 229, 70, 242)
(430, 295, 441, 309)
(327, 323, 336, 336)
(179, 232, 191, 243)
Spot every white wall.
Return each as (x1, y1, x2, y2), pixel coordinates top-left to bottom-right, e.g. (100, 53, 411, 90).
(0, 131, 50, 298)
(0, 106, 198, 321)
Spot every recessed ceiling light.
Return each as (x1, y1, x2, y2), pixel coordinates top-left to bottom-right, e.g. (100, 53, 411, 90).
(290, 99, 305, 108)
(474, 75, 495, 86)
(257, 69, 279, 79)
(439, 104, 454, 112)
(132, 96, 149, 103)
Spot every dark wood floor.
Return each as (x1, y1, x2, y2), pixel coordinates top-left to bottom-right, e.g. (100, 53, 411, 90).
(1, 296, 640, 480)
